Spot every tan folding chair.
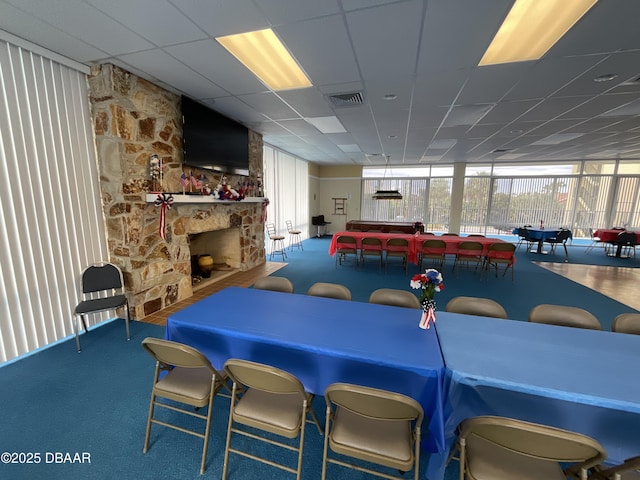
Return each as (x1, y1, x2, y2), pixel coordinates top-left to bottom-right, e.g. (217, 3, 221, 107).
(307, 282, 352, 301)
(253, 276, 294, 293)
(385, 237, 410, 273)
(335, 234, 358, 268)
(420, 238, 446, 270)
(322, 383, 424, 480)
(484, 242, 516, 281)
(453, 241, 483, 275)
(454, 415, 607, 480)
(73, 261, 130, 352)
(612, 313, 640, 335)
(141, 338, 230, 475)
(222, 359, 322, 480)
(528, 304, 602, 330)
(445, 296, 508, 319)
(369, 288, 421, 309)
(590, 455, 640, 480)
(360, 237, 383, 270)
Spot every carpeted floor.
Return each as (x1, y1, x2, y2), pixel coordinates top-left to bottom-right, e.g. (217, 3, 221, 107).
(1, 235, 636, 479)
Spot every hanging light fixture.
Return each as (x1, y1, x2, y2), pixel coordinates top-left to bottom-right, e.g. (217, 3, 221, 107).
(372, 155, 403, 200)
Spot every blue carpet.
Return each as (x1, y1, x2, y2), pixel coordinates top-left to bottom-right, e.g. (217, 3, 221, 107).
(278, 235, 638, 330)
(1, 236, 635, 479)
(0, 319, 458, 480)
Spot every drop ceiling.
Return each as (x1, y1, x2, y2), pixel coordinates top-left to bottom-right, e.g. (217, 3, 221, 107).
(2, 0, 640, 167)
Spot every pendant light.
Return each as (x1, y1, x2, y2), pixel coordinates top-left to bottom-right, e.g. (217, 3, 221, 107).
(372, 155, 403, 200)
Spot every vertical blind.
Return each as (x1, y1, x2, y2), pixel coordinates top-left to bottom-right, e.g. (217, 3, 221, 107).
(0, 38, 107, 363)
(262, 145, 309, 241)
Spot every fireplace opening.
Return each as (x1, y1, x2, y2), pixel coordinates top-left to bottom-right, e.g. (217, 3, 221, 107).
(189, 227, 241, 289)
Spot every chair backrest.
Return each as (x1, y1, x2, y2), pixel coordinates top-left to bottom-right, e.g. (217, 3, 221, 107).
(467, 234, 485, 237)
(266, 223, 278, 237)
(307, 282, 352, 300)
(617, 232, 637, 245)
(368, 288, 421, 309)
(555, 229, 572, 242)
(445, 296, 508, 319)
(459, 416, 606, 469)
(253, 276, 294, 293)
(81, 262, 124, 294)
(422, 239, 446, 253)
(361, 237, 382, 249)
(311, 215, 325, 225)
(142, 337, 215, 371)
(456, 241, 483, 255)
(325, 382, 423, 425)
(442, 233, 459, 236)
(386, 237, 409, 250)
(224, 358, 305, 396)
(528, 304, 602, 330)
(285, 220, 295, 232)
(336, 235, 357, 248)
(487, 242, 516, 256)
(612, 313, 640, 335)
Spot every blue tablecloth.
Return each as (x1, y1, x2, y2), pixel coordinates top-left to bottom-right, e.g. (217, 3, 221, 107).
(165, 286, 446, 453)
(427, 313, 640, 479)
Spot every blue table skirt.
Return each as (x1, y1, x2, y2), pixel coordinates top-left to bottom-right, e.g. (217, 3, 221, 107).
(426, 313, 640, 480)
(165, 287, 446, 453)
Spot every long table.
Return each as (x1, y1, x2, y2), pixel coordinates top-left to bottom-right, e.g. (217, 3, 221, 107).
(329, 231, 508, 265)
(594, 228, 640, 258)
(427, 313, 640, 480)
(165, 286, 446, 454)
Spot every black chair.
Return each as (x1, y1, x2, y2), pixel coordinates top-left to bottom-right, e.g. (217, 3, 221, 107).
(615, 232, 638, 259)
(515, 227, 535, 251)
(311, 215, 331, 237)
(73, 261, 130, 352)
(544, 229, 572, 260)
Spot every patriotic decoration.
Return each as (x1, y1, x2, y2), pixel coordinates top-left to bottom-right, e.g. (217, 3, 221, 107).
(180, 173, 189, 188)
(154, 193, 174, 241)
(410, 269, 444, 330)
(191, 173, 203, 189)
(262, 198, 269, 223)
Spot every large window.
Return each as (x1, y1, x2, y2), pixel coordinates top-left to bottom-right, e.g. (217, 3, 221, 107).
(362, 161, 640, 236)
(263, 145, 309, 242)
(361, 166, 453, 231)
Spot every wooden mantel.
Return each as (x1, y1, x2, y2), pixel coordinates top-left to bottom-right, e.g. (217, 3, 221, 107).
(145, 193, 268, 204)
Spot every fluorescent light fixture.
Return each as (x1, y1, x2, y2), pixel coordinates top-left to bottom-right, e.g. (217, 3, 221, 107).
(305, 116, 347, 133)
(216, 28, 312, 91)
(337, 144, 361, 153)
(479, 0, 598, 66)
(600, 98, 640, 117)
(443, 105, 494, 127)
(531, 133, 585, 145)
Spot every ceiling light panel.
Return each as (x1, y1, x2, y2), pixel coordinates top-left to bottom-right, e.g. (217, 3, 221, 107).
(305, 116, 347, 133)
(479, 0, 598, 66)
(216, 28, 312, 91)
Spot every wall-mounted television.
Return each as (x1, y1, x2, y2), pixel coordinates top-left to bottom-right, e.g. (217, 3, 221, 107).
(182, 95, 250, 176)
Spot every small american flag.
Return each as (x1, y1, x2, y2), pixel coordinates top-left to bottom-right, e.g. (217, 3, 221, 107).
(180, 173, 189, 187)
(191, 174, 203, 189)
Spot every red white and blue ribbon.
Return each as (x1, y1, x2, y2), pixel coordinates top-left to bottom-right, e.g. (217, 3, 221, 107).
(154, 193, 174, 240)
(419, 299, 437, 329)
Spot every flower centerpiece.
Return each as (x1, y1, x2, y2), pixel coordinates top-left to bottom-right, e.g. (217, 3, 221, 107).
(410, 268, 444, 329)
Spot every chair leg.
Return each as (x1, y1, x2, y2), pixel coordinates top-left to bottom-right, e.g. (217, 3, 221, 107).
(124, 302, 131, 341)
(74, 315, 81, 352)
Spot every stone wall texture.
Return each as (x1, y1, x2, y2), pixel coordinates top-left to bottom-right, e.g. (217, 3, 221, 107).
(88, 64, 265, 319)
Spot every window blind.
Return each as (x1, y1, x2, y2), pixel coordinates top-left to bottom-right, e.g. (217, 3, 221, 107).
(0, 38, 107, 363)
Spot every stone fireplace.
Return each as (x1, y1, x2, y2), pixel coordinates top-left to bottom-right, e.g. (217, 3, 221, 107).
(88, 63, 266, 319)
(189, 227, 241, 286)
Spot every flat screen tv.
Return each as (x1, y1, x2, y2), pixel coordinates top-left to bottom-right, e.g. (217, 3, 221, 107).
(182, 95, 249, 176)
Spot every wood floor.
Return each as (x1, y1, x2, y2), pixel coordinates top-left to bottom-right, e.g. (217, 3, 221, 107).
(140, 259, 639, 327)
(141, 261, 286, 326)
(536, 262, 640, 311)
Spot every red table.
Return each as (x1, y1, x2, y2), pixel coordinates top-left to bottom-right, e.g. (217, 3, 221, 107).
(328, 232, 509, 265)
(594, 229, 640, 258)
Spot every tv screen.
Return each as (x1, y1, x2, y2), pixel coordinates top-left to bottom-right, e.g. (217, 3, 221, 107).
(182, 95, 249, 176)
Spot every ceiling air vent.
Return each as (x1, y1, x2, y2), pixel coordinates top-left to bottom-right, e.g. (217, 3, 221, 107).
(327, 91, 365, 107)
